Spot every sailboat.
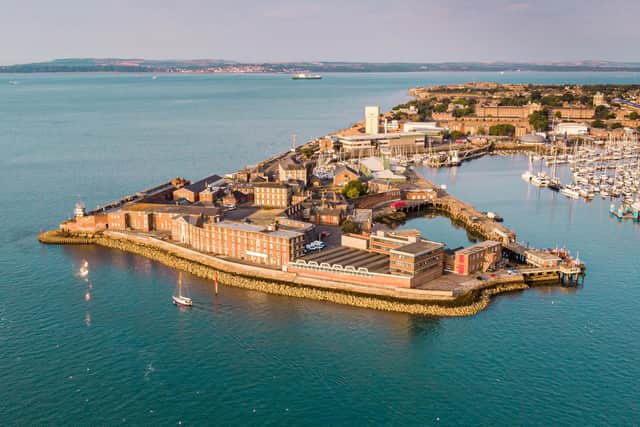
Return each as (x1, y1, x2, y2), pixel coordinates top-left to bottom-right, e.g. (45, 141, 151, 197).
(173, 272, 193, 307)
(522, 154, 534, 181)
(548, 151, 561, 191)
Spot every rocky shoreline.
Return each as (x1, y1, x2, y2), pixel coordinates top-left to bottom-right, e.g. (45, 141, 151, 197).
(39, 230, 532, 317)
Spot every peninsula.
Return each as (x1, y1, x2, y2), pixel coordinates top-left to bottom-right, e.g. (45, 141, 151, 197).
(39, 83, 618, 317)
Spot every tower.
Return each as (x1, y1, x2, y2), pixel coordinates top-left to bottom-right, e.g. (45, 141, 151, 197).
(365, 106, 380, 135)
(593, 92, 605, 107)
(74, 202, 86, 218)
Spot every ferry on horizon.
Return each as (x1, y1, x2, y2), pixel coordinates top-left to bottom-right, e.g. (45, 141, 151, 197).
(291, 73, 322, 80)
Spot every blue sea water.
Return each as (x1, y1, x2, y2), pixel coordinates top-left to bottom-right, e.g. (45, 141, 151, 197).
(1, 72, 639, 425)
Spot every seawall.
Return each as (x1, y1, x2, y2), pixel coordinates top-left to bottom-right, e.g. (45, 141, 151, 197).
(39, 230, 533, 317)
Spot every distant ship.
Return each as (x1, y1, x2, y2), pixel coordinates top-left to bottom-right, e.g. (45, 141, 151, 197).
(291, 73, 322, 80)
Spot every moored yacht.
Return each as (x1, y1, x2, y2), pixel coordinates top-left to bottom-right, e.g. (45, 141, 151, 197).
(560, 185, 580, 199)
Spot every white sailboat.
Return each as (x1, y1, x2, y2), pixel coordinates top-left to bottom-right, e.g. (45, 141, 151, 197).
(521, 154, 534, 181)
(172, 272, 193, 307)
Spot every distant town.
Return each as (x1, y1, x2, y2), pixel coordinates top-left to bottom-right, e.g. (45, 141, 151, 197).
(4, 58, 640, 73)
(41, 82, 640, 315)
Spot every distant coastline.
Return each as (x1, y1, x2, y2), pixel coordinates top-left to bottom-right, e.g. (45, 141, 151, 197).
(4, 58, 640, 73)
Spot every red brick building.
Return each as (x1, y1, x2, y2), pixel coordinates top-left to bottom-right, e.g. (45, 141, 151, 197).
(172, 174, 222, 203)
(332, 165, 360, 187)
(254, 183, 292, 208)
(454, 240, 502, 275)
(106, 204, 222, 232)
(171, 220, 305, 267)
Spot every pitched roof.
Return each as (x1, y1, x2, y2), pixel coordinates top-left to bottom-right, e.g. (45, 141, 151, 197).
(178, 174, 223, 194)
(334, 165, 359, 177)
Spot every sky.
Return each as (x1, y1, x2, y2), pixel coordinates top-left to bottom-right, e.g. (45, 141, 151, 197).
(1, 0, 639, 65)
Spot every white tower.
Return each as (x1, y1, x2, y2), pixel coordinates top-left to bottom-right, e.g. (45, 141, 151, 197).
(74, 202, 86, 218)
(365, 106, 380, 135)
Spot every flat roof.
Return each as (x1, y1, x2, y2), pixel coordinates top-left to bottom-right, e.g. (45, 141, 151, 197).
(456, 240, 501, 255)
(391, 240, 444, 257)
(526, 250, 561, 261)
(254, 182, 289, 188)
(119, 203, 222, 216)
(338, 132, 429, 141)
(211, 221, 302, 239)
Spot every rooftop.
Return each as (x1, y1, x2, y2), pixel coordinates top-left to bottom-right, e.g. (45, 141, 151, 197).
(456, 240, 501, 255)
(302, 247, 390, 274)
(391, 240, 444, 257)
(525, 250, 562, 261)
(119, 203, 222, 216)
(337, 131, 431, 142)
(210, 221, 302, 239)
(254, 182, 289, 189)
(180, 174, 223, 194)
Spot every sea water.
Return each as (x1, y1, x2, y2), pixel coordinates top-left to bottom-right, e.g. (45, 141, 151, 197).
(1, 72, 639, 424)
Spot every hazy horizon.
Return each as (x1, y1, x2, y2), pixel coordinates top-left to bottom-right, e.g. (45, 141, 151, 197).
(2, 0, 639, 66)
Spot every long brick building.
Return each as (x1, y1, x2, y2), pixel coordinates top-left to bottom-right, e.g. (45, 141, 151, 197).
(171, 219, 305, 267)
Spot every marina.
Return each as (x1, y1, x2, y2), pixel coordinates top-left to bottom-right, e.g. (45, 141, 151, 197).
(518, 134, 640, 220)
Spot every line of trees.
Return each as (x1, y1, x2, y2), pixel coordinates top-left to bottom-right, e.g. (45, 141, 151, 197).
(489, 124, 516, 137)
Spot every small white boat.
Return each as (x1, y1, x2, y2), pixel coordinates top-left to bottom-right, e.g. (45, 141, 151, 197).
(531, 173, 550, 187)
(560, 186, 580, 199)
(172, 295, 193, 307)
(173, 272, 193, 307)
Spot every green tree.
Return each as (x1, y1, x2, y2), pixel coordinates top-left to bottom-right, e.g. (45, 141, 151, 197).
(591, 120, 607, 129)
(627, 111, 639, 120)
(301, 147, 314, 159)
(594, 105, 611, 120)
(529, 90, 542, 102)
(579, 95, 592, 106)
(561, 92, 575, 103)
(434, 103, 448, 113)
(529, 110, 549, 132)
(342, 180, 367, 199)
(489, 124, 516, 137)
(499, 96, 528, 106)
(341, 219, 360, 234)
(541, 95, 563, 107)
(610, 122, 624, 129)
(555, 111, 562, 119)
(450, 130, 465, 140)
(452, 105, 474, 118)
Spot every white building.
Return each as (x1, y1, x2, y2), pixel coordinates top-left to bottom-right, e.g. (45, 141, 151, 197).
(554, 122, 589, 136)
(402, 121, 440, 133)
(365, 106, 380, 134)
